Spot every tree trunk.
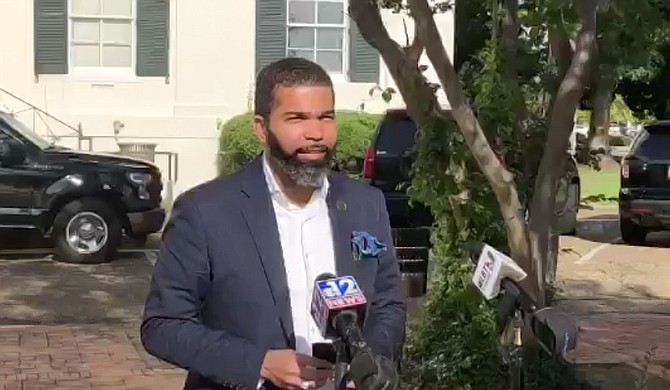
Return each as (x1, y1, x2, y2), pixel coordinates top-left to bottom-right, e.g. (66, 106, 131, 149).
(527, 0, 599, 306)
(404, 0, 537, 297)
(589, 76, 617, 157)
(501, 0, 520, 82)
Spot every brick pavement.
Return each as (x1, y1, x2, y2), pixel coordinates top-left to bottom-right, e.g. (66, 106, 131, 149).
(1, 315, 668, 389)
(0, 322, 185, 390)
(568, 314, 670, 384)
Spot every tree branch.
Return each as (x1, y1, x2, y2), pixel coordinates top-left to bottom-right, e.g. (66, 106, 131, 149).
(548, 28, 575, 82)
(349, 0, 439, 122)
(405, 0, 534, 291)
(403, 18, 424, 62)
(502, 0, 520, 81)
(528, 0, 599, 302)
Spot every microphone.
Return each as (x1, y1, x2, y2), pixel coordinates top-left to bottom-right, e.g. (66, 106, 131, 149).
(310, 272, 367, 342)
(468, 241, 528, 301)
(467, 242, 578, 360)
(310, 273, 399, 390)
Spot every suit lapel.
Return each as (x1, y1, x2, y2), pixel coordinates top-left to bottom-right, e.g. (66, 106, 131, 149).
(236, 161, 356, 346)
(238, 157, 294, 346)
(326, 174, 354, 278)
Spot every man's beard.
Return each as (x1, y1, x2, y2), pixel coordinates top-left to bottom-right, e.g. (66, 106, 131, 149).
(265, 129, 334, 188)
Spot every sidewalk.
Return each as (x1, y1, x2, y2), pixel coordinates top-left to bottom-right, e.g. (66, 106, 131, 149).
(0, 322, 185, 390)
(556, 206, 670, 389)
(1, 316, 668, 390)
(568, 314, 670, 388)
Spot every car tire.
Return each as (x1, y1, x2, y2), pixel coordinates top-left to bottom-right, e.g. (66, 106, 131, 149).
(52, 197, 122, 264)
(554, 181, 580, 236)
(620, 217, 647, 245)
(564, 181, 580, 235)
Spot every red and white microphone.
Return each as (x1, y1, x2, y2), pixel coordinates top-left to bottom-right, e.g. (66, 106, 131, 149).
(310, 273, 367, 340)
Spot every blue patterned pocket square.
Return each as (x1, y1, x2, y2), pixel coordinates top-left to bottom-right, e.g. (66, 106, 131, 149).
(351, 230, 387, 260)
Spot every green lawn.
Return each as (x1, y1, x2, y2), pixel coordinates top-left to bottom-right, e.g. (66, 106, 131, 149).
(578, 165, 620, 204)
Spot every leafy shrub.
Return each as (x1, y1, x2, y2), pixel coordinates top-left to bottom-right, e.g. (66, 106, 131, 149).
(217, 111, 381, 176)
(401, 116, 504, 390)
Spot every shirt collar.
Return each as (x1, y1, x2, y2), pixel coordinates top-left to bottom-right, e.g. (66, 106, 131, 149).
(262, 152, 330, 209)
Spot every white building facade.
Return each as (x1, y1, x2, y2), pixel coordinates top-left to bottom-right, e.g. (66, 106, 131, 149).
(0, 0, 454, 198)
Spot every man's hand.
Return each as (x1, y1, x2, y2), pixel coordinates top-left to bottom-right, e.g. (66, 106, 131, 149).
(261, 350, 334, 390)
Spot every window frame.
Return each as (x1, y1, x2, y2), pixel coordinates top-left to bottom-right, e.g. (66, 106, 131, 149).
(285, 0, 349, 81)
(67, 0, 137, 80)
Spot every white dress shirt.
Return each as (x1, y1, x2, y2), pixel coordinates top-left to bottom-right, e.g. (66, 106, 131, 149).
(261, 153, 337, 390)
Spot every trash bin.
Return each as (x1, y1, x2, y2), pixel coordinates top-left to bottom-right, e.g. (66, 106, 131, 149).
(398, 247, 429, 298)
(392, 227, 431, 298)
(117, 142, 157, 163)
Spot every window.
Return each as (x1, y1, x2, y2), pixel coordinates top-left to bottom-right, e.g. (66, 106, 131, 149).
(1, 115, 52, 150)
(286, 0, 346, 74)
(0, 127, 13, 152)
(69, 0, 134, 73)
(632, 125, 670, 158)
(376, 118, 418, 155)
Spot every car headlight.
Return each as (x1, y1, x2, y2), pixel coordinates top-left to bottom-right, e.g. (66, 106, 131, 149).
(128, 172, 152, 184)
(127, 172, 152, 200)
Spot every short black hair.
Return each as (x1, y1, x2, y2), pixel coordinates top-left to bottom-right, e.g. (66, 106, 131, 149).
(254, 57, 333, 119)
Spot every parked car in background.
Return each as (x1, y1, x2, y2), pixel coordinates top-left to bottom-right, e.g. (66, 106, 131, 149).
(363, 110, 581, 298)
(619, 121, 670, 244)
(0, 111, 166, 264)
(553, 152, 581, 236)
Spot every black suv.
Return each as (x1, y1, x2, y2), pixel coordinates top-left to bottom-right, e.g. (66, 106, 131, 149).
(0, 111, 166, 264)
(619, 121, 670, 244)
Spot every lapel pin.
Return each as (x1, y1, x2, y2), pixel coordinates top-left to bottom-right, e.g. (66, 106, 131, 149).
(336, 200, 347, 211)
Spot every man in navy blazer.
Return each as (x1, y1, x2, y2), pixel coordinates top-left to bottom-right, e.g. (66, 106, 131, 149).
(141, 57, 407, 390)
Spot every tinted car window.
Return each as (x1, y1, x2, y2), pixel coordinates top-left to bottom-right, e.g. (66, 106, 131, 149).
(631, 125, 670, 159)
(375, 119, 417, 153)
(0, 129, 12, 145)
(0, 126, 20, 151)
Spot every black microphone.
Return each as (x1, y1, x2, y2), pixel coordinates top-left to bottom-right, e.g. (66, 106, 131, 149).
(310, 273, 399, 390)
(467, 241, 578, 359)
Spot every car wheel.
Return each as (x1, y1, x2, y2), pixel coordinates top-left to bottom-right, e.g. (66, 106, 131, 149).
(620, 217, 647, 245)
(554, 180, 580, 236)
(563, 181, 580, 235)
(52, 197, 122, 264)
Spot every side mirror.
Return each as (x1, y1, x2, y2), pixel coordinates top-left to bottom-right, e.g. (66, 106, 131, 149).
(0, 139, 26, 166)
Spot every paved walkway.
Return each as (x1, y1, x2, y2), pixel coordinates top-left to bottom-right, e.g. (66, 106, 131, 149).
(0, 316, 668, 390)
(556, 207, 670, 388)
(568, 315, 670, 385)
(0, 323, 185, 390)
(1, 209, 669, 389)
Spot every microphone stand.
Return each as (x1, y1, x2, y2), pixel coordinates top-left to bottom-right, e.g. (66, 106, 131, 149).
(333, 340, 350, 390)
(509, 309, 524, 390)
(496, 287, 526, 390)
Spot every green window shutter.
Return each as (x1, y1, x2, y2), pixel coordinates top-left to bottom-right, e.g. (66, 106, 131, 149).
(348, 22, 379, 83)
(34, 0, 68, 75)
(256, 0, 287, 75)
(136, 0, 170, 77)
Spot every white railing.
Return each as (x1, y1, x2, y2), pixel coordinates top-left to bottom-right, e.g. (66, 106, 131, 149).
(0, 86, 84, 147)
